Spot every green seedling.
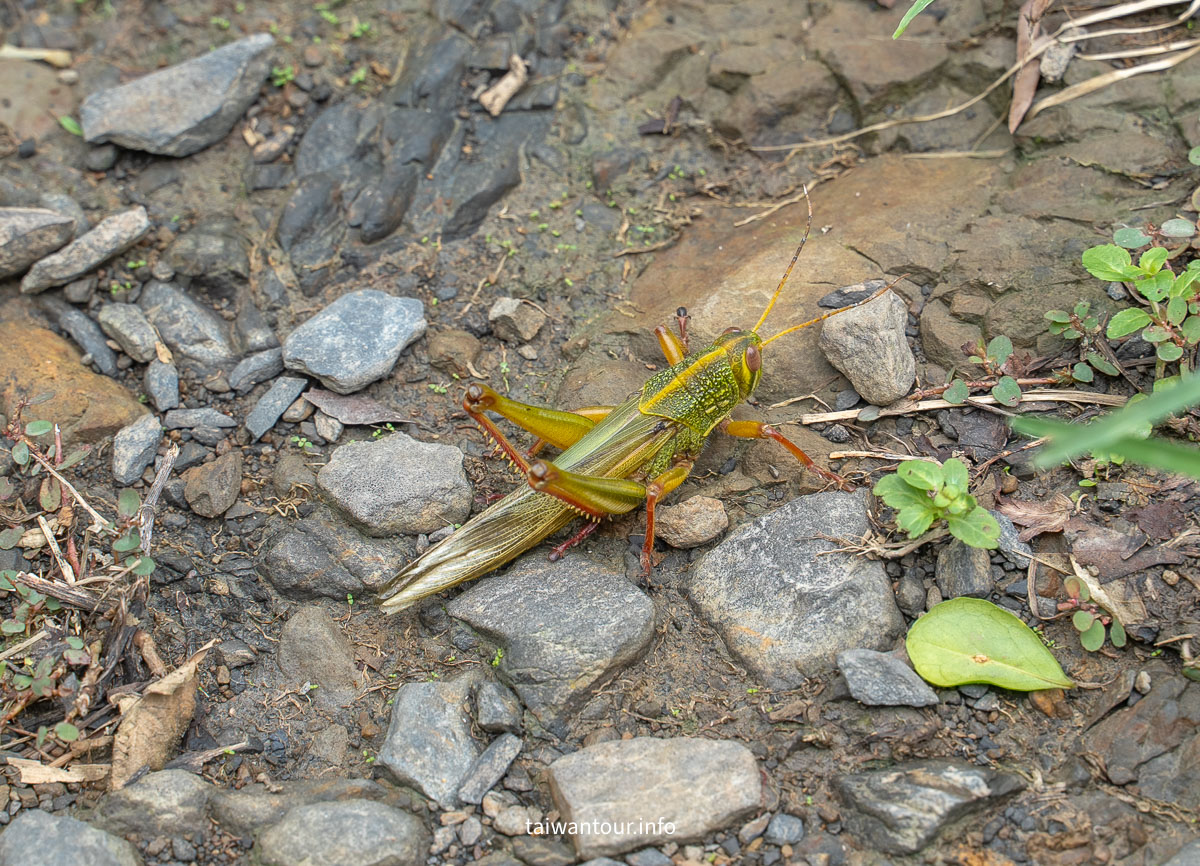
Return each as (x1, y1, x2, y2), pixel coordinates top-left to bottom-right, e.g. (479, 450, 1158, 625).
(873, 458, 1000, 549)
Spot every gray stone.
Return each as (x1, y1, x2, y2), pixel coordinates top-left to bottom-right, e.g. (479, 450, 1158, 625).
(183, 450, 242, 517)
(112, 413, 163, 486)
(764, 813, 805, 846)
(94, 769, 212, 836)
(80, 34, 274, 157)
(488, 297, 546, 343)
(276, 605, 358, 708)
(229, 348, 284, 393)
(139, 281, 238, 371)
(1163, 839, 1200, 866)
(144, 360, 180, 411)
(317, 432, 471, 535)
(258, 507, 412, 599)
(818, 291, 914, 405)
(0, 809, 141, 866)
(835, 759, 1023, 855)
(208, 778, 388, 836)
(282, 290, 426, 394)
(257, 799, 425, 866)
(313, 410, 343, 443)
(934, 538, 994, 599)
(548, 737, 761, 857)
(63, 276, 97, 304)
(0, 207, 74, 278)
(163, 408, 237, 429)
(1088, 673, 1200, 786)
(512, 836, 575, 866)
(37, 193, 89, 238)
(626, 848, 673, 866)
(991, 510, 1033, 568)
(39, 295, 119, 377)
(164, 219, 250, 300)
(21, 207, 151, 294)
(687, 491, 905, 688)
(895, 569, 927, 617)
(378, 673, 481, 808)
(458, 732, 523, 805)
(449, 555, 655, 724)
(245, 376, 309, 441)
(473, 679, 522, 734)
(836, 648, 938, 707)
(459, 816, 483, 846)
(98, 303, 159, 362)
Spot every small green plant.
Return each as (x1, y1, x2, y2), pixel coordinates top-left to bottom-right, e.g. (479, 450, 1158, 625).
(1059, 574, 1126, 652)
(349, 66, 367, 85)
(1044, 300, 1121, 383)
(210, 15, 231, 29)
(942, 335, 1023, 406)
(126, 259, 147, 270)
(271, 65, 296, 87)
(427, 383, 448, 395)
(289, 435, 314, 451)
(873, 457, 1001, 548)
(1082, 244, 1200, 378)
(372, 423, 396, 439)
(58, 116, 83, 137)
(491, 647, 504, 666)
(350, 20, 371, 37)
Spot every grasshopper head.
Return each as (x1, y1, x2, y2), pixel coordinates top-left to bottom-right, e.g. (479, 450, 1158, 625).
(714, 328, 763, 399)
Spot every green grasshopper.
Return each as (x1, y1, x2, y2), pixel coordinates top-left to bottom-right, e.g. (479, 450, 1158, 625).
(378, 198, 890, 613)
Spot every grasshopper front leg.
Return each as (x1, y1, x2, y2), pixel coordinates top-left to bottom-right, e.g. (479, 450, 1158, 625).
(527, 457, 694, 575)
(721, 419, 855, 491)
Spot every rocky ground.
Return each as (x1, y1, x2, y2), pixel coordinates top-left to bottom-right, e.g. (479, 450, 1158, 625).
(0, 0, 1199, 864)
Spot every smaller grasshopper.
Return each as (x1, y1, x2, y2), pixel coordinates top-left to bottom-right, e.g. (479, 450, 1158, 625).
(379, 191, 890, 613)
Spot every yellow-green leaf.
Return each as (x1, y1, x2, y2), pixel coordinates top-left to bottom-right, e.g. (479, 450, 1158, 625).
(906, 598, 1074, 691)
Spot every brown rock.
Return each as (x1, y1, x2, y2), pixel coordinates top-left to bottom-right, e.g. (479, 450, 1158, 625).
(183, 451, 244, 517)
(0, 322, 145, 442)
(428, 328, 482, 378)
(656, 496, 728, 548)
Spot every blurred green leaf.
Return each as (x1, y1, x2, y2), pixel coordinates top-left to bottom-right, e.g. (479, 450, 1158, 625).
(58, 115, 82, 136)
(117, 488, 141, 517)
(1072, 363, 1094, 383)
(891, 0, 938, 38)
(1080, 619, 1106, 651)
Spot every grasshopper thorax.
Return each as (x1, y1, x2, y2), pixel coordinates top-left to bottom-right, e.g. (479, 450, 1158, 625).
(712, 328, 763, 401)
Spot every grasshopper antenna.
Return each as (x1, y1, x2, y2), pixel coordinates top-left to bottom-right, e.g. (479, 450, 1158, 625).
(752, 184, 813, 335)
(761, 275, 904, 349)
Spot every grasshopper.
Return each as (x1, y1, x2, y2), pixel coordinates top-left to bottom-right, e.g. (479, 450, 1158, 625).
(379, 195, 890, 613)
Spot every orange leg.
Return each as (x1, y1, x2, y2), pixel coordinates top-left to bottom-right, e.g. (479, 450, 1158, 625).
(721, 420, 854, 491)
(640, 460, 694, 575)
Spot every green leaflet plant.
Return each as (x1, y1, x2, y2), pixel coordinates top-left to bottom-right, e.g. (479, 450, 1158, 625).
(1043, 300, 1121, 384)
(1058, 574, 1126, 652)
(941, 335, 1024, 407)
(872, 457, 1001, 549)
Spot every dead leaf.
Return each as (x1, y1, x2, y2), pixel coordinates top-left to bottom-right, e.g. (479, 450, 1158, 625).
(302, 389, 409, 426)
(1066, 520, 1184, 581)
(8, 757, 109, 784)
(996, 493, 1073, 541)
(1008, 0, 1052, 132)
(110, 640, 216, 789)
(1127, 501, 1186, 541)
(1070, 557, 1147, 628)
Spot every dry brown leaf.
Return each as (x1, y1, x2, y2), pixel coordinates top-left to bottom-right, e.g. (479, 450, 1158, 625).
(8, 757, 110, 784)
(1009, 0, 1053, 132)
(110, 639, 216, 790)
(1069, 557, 1148, 628)
(1067, 520, 1184, 581)
(996, 493, 1073, 541)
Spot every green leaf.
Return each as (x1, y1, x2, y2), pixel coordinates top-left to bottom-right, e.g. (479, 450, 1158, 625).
(1138, 271, 1173, 303)
(58, 115, 83, 136)
(1072, 610, 1095, 632)
(131, 557, 156, 576)
(1072, 363, 1093, 383)
(39, 479, 60, 513)
(1143, 325, 1170, 343)
(25, 420, 52, 437)
(891, 0, 938, 38)
(1157, 342, 1184, 362)
(896, 460, 945, 491)
(0, 571, 14, 591)
(1044, 310, 1071, 324)
(112, 532, 140, 553)
(1113, 228, 1152, 249)
(54, 722, 80, 742)
(1066, 576, 1090, 602)
(991, 376, 1022, 407)
(1073, 300, 1091, 318)
(906, 598, 1075, 690)
(874, 473, 935, 510)
(987, 335, 1013, 367)
(946, 507, 1000, 549)
(895, 506, 936, 538)
(943, 379, 969, 404)
(1, 620, 24, 635)
(1106, 308, 1152, 338)
(1182, 316, 1200, 344)
(1139, 246, 1169, 274)
(0, 527, 21, 550)
(1080, 618, 1106, 651)
(942, 458, 968, 497)
(1190, 146, 1200, 166)
(1161, 218, 1196, 238)
(59, 447, 90, 471)
(1083, 244, 1134, 280)
(117, 488, 141, 517)
(1172, 268, 1199, 298)
(11, 440, 29, 466)
(1086, 352, 1119, 376)
(1109, 620, 1127, 648)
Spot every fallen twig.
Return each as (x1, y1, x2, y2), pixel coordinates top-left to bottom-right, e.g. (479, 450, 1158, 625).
(798, 389, 1126, 425)
(479, 54, 528, 116)
(138, 442, 177, 555)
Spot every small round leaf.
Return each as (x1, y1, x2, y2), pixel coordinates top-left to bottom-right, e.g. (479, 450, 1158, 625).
(1072, 363, 1094, 383)
(25, 420, 52, 437)
(1112, 228, 1152, 249)
(54, 722, 80, 742)
(1161, 218, 1196, 238)
(991, 376, 1022, 407)
(1080, 619, 1106, 651)
(943, 380, 969, 404)
(1072, 610, 1095, 632)
(1106, 308, 1152, 339)
(1109, 621, 1127, 648)
(1157, 342, 1184, 362)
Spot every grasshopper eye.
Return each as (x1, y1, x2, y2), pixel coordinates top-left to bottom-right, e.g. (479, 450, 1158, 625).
(745, 345, 761, 372)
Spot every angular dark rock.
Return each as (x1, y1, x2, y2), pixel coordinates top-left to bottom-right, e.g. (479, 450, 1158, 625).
(0, 206, 74, 278)
(458, 732, 523, 805)
(0, 809, 140, 866)
(112, 412, 163, 486)
(183, 450, 243, 517)
(245, 376, 309, 441)
(80, 34, 274, 157)
(836, 648, 939, 708)
(93, 770, 213, 836)
(934, 538, 994, 599)
(276, 605, 358, 709)
(21, 207, 151, 294)
(818, 291, 914, 406)
(256, 799, 425, 866)
(98, 302, 159, 362)
(229, 348, 284, 393)
(139, 280, 238, 371)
